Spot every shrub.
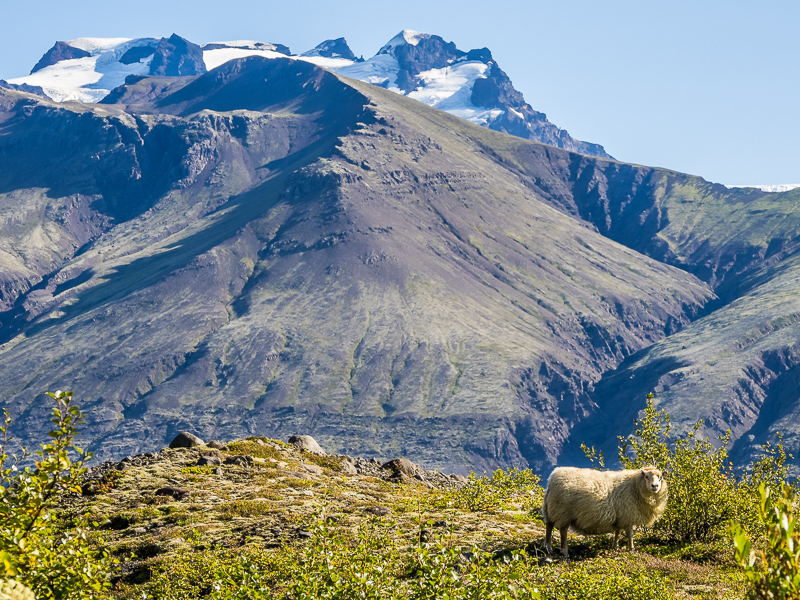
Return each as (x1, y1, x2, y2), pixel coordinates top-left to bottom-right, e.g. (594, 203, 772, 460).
(225, 441, 282, 461)
(0, 391, 117, 599)
(424, 468, 544, 513)
(733, 483, 800, 599)
(612, 393, 792, 543)
(533, 558, 672, 600)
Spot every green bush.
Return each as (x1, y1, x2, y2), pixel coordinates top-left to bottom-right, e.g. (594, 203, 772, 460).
(533, 559, 672, 600)
(424, 468, 544, 513)
(733, 483, 800, 599)
(0, 391, 117, 599)
(613, 393, 792, 543)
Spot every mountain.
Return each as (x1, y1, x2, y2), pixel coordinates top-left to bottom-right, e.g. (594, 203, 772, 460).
(5, 35, 203, 102)
(301, 38, 360, 61)
(0, 56, 710, 473)
(331, 31, 610, 158)
(7, 31, 610, 158)
(3, 38, 800, 476)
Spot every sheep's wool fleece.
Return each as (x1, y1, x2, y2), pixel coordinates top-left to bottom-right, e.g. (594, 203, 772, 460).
(543, 466, 667, 535)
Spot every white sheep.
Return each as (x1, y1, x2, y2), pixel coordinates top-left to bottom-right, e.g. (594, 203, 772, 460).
(541, 465, 667, 557)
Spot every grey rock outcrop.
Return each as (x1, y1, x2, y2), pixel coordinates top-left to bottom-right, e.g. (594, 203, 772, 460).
(381, 458, 420, 476)
(289, 435, 326, 455)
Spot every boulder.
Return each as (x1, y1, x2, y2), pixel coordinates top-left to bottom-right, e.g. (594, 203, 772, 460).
(198, 455, 222, 466)
(168, 432, 204, 449)
(365, 505, 391, 517)
(340, 459, 358, 476)
(298, 463, 323, 476)
(223, 455, 254, 467)
(206, 440, 228, 450)
(381, 458, 420, 476)
(288, 435, 326, 455)
(155, 486, 191, 500)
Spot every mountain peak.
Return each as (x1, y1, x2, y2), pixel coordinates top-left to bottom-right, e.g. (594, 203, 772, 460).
(301, 37, 358, 61)
(378, 29, 431, 53)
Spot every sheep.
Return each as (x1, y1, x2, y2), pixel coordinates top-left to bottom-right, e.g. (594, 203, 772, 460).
(541, 465, 667, 557)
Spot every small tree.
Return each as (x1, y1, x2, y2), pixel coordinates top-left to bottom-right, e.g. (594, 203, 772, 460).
(600, 393, 791, 543)
(733, 483, 800, 599)
(0, 391, 116, 599)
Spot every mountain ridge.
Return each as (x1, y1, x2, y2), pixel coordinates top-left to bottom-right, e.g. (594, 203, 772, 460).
(6, 30, 610, 158)
(0, 58, 709, 473)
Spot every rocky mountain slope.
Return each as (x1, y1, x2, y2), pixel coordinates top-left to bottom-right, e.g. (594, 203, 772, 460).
(2, 45, 800, 475)
(0, 56, 712, 474)
(7, 31, 610, 157)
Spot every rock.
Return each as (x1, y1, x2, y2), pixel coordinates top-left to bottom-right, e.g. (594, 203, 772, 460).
(149, 34, 207, 76)
(298, 463, 323, 476)
(285, 471, 314, 480)
(288, 435, 326, 455)
(340, 459, 358, 476)
(206, 440, 228, 450)
(198, 455, 222, 466)
(365, 506, 391, 517)
(388, 471, 408, 484)
(154, 486, 191, 500)
(381, 458, 419, 476)
(132, 527, 147, 534)
(223, 455, 254, 467)
(0, 578, 36, 600)
(450, 474, 468, 484)
(298, 530, 313, 539)
(169, 432, 204, 449)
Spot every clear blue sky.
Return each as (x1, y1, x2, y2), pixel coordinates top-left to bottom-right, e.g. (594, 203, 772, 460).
(1, 0, 797, 185)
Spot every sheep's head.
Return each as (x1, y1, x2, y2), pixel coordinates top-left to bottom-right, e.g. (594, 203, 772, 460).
(640, 466, 664, 493)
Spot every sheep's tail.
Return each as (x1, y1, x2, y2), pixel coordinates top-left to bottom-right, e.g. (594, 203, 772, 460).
(540, 488, 550, 523)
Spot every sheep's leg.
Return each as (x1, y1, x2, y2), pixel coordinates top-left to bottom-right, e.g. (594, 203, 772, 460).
(560, 525, 569, 557)
(612, 529, 620, 550)
(545, 522, 554, 554)
(626, 525, 634, 551)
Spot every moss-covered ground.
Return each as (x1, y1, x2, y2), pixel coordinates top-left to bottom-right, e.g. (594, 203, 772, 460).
(56, 438, 748, 599)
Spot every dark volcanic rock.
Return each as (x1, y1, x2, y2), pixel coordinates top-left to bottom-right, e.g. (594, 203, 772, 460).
(169, 432, 204, 448)
(31, 41, 90, 73)
(120, 44, 157, 65)
(149, 34, 207, 76)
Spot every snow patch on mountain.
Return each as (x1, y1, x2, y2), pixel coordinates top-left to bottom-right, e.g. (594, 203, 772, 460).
(334, 54, 398, 88)
(726, 184, 800, 193)
(8, 38, 154, 102)
(379, 29, 429, 53)
(203, 47, 288, 71)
